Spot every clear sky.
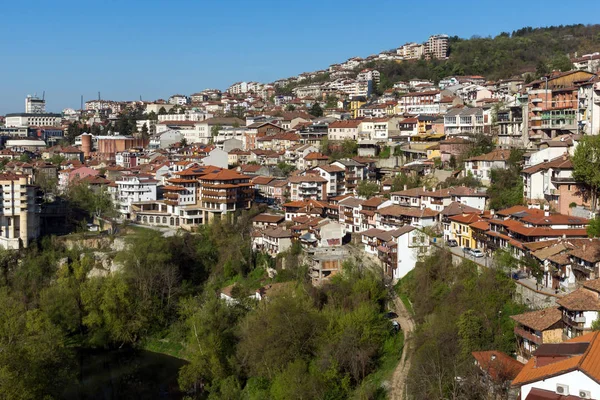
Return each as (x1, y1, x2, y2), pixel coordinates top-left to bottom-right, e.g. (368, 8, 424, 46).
(2, 0, 599, 114)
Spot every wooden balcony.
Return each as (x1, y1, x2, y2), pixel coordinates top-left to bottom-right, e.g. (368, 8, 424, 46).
(514, 326, 542, 346)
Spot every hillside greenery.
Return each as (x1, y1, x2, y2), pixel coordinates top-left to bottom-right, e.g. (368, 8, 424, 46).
(0, 210, 401, 399)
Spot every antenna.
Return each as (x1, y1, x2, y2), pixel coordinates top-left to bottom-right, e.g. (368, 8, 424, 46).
(42, 91, 45, 101)
(98, 91, 101, 101)
(81, 95, 83, 111)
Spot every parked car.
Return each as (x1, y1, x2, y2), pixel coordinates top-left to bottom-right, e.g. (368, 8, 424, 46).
(391, 320, 401, 333)
(447, 239, 458, 247)
(462, 247, 472, 254)
(384, 311, 398, 319)
(469, 248, 484, 258)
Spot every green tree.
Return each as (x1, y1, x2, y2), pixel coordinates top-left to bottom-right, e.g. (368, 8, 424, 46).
(141, 123, 149, 140)
(285, 104, 296, 111)
(178, 296, 244, 393)
(487, 168, 524, 210)
(237, 291, 325, 379)
(549, 53, 574, 72)
(0, 288, 74, 399)
(276, 162, 296, 177)
(158, 106, 167, 115)
(309, 102, 323, 117)
(588, 218, 600, 237)
(147, 110, 158, 121)
(357, 180, 380, 198)
(572, 135, 600, 212)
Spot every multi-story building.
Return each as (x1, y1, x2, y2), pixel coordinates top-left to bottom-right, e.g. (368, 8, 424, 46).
(464, 149, 511, 185)
(25, 95, 46, 113)
(288, 175, 327, 202)
(327, 120, 361, 141)
(199, 169, 254, 222)
(168, 94, 188, 105)
(557, 279, 600, 339)
(496, 103, 526, 147)
(397, 91, 441, 114)
(4, 113, 62, 128)
(510, 307, 563, 363)
(0, 173, 40, 249)
(425, 34, 449, 60)
(512, 331, 600, 400)
(444, 107, 491, 135)
(113, 174, 158, 218)
(578, 79, 600, 136)
(527, 70, 595, 140)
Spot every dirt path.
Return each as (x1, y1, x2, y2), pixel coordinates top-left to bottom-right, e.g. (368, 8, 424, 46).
(388, 293, 415, 400)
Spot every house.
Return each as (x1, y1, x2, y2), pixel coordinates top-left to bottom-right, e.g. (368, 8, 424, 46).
(448, 213, 485, 249)
(283, 199, 328, 221)
(376, 205, 439, 229)
(288, 175, 327, 201)
(338, 197, 363, 233)
(311, 165, 345, 198)
(511, 307, 564, 363)
(511, 331, 600, 400)
(252, 213, 284, 229)
(472, 351, 524, 399)
(253, 227, 293, 257)
(361, 225, 430, 280)
(464, 149, 511, 185)
(557, 279, 600, 339)
(327, 120, 361, 141)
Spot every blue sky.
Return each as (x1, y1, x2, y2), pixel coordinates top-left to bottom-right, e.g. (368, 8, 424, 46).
(1, 0, 599, 114)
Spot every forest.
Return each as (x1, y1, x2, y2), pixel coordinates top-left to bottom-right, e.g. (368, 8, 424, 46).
(0, 210, 403, 400)
(396, 249, 527, 400)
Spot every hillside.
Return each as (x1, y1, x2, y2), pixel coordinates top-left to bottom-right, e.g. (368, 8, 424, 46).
(277, 24, 600, 96)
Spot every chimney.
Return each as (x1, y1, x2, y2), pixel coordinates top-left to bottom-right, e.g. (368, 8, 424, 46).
(423, 185, 426, 192)
(544, 211, 550, 217)
(490, 354, 497, 361)
(562, 153, 567, 161)
(404, 184, 407, 191)
(490, 209, 495, 216)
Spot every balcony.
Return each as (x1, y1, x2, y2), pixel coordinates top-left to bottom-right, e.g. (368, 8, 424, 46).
(563, 313, 586, 328)
(531, 98, 543, 103)
(532, 107, 543, 112)
(514, 326, 542, 346)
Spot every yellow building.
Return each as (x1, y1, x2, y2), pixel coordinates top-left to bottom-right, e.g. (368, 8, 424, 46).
(426, 143, 441, 160)
(449, 213, 482, 248)
(350, 99, 366, 119)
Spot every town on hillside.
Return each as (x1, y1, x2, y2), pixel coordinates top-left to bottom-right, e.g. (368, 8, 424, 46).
(3, 25, 600, 400)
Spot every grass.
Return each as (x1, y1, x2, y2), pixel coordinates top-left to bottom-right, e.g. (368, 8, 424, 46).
(354, 332, 404, 399)
(140, 337, 189, 361)
(398, 292, 414, 316)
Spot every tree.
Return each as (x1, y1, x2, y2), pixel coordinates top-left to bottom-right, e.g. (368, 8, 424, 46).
(549, 53, 574, 72)
(0, 288, 74, 399)
(588, 218, 600, 237)
(158, 106, 167, 115)
(487, 168, 523, 210)
(357, 180, 380, 198)
(276, 162, 296, 177)
(237, 292, 326, 379)
(285, 104, 296, 111)
(147, 110, 158, 121)
(141, 123, 149, 140)
(573, 135, 600, 212)
(309, 103, 323, 117)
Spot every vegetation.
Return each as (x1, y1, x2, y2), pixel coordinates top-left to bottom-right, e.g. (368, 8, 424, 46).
(367, 24, 600, 92)
(309, 102, 323, 118)
(357, 180, 380, 198)
(0, 209, 400, 398)
(573, 134, 600, 212)
(487, 149, 524, 210)
(276, 162, 296, 177)
(399, 249, 527, 399)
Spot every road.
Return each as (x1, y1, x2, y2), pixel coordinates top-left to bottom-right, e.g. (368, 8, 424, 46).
(445, 245, 562, 297)
(388, 292, 415, 400)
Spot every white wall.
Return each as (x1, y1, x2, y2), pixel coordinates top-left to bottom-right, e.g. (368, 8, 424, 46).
(521, 370, 600, 400)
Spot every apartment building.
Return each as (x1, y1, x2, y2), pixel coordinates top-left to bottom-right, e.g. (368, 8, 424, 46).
(527, 70, 595, 140)
(443, 107, 491, 135)
(199, 169, 253, 222)
(288, 175, 327, 201)
(464, 149, 511, 185)
(0, 173, 40, 249)
(113, 174, 158, 218)
(328, 120, 361, 140)
(397, 91, 441, 114)
(425, 34, 449, 60)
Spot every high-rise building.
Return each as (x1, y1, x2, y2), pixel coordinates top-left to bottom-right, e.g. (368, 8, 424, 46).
(0, 173, 40, 249)
(25, 95, 46, 113)
(426, 34, 449, 60)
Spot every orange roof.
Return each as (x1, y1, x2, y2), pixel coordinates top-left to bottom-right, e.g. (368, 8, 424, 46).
(201, 169, 250, 181)
(449, 213, 482, 225)
(512, 331, 600, 387)
(472, 351, 524, 382)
